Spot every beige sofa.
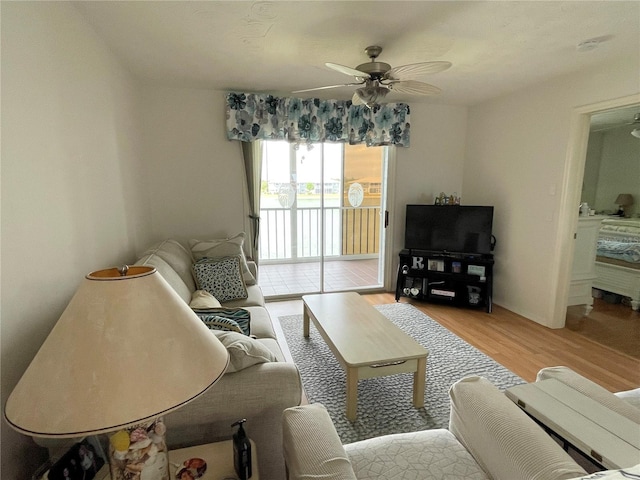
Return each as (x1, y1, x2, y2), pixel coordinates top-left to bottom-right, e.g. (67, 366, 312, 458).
(134, 238, 302, 480)
(283, 374, 640, 480)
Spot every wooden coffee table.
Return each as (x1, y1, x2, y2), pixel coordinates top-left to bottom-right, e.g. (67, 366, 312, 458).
(302, 292, 429, 421)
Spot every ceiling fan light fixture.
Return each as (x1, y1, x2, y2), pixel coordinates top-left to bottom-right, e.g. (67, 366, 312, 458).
(631, 128, 640, 138)
(356, 85, 389, 108)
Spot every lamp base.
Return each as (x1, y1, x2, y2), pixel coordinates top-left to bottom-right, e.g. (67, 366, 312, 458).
(108, 417, 170, 480)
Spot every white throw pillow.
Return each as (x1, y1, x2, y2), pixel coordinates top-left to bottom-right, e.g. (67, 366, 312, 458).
(212, 331, 277, 372)
(190, 290, 222, 309)
(189, 233, 256, 285)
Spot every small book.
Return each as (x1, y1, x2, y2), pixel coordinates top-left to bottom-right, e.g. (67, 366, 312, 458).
(428, 259, 445, 271)
(467, 265, 486, 276)
(431, 289, 455, 297)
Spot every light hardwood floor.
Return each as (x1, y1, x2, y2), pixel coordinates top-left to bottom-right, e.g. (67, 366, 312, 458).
(266, 293, 639, 393)
(566, 297, 639, 359)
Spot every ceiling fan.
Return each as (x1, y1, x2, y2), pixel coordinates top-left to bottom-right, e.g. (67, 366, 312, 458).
(293, 45, 451, 108)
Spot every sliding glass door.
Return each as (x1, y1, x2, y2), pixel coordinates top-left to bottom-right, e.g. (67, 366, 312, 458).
(258, 140, 388, 297)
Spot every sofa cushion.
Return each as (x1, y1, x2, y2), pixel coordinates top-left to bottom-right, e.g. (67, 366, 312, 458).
(283, 403, 357, 480)
(537, 367, 640, 423)
(135, 254, 192, 304)
(193, 256, 248, 303)
(222, 285, 265, 308)
(190, 290, 222, 309)
(256, 338, 286, 363)
(212, 331, 277, 373)
(190, 233, 257, 285)
(139, 239, 196, 292)
(345, 429, 489, 480)
(242, 306, 276, 339)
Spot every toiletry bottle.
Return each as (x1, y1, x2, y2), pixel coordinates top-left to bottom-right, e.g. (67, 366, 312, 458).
(232, 419, 252, 480)
(580, 202, 590, 217)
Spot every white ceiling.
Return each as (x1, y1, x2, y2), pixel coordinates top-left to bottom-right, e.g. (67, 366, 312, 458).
(74, 1, 640, 107)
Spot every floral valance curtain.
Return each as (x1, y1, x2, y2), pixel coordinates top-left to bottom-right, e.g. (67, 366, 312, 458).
(226, 92, 411, 147)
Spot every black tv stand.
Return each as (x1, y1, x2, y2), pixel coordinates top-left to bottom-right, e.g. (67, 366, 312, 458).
(395, 249, 494, 312)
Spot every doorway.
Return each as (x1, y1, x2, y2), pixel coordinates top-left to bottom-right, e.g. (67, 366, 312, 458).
(258, 140, 389, 298)
(558, 95, 640, 355)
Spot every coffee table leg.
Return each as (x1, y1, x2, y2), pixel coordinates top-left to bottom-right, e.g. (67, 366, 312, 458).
(413, 356, 427, 408)
(303, 306, 310, 338)
(346, 368, 358, 421)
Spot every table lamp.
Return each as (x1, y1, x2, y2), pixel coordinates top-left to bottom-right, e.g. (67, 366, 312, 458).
(4, 266, 230, 480)
(615, 193, 634, 216)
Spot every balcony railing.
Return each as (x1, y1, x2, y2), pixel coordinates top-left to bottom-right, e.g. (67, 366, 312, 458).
(259, 206, 381, 262)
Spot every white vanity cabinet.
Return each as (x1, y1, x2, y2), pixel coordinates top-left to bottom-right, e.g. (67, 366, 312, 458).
(568, 216, 604, 315)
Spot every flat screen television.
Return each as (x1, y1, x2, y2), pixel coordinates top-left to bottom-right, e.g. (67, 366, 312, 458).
(405, 205, 494, 255)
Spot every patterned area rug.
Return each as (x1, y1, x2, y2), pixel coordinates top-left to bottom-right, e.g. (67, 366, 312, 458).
(279, 302, 525, 444)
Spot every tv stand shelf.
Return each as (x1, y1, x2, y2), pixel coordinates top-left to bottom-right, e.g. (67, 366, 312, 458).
(395, 249, 494, 312)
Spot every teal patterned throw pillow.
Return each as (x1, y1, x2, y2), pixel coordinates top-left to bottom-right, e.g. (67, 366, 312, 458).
(195, 308, 251, 336)
(192, 256, 248, 303)
(199, 315, 244, 334)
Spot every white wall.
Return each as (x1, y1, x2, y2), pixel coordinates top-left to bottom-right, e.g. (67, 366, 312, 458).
(1, 3, 150, 477)
(391, 104, 468, 276)
(139, 88, 248, 246)
(464, 57, 640, 327)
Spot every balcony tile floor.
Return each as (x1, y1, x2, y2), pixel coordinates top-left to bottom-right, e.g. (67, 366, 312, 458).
(258, 258, 380, 298)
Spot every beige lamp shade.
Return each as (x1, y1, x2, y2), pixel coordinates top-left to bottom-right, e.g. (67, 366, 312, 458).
(4, 266, 229, 438)
(615, 193, 634, 206)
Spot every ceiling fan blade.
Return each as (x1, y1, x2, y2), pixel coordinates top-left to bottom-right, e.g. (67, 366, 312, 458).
(351, 91, 365, 106)
(326, 62, 371, 79)
(385, 61, 452, 80)
(388, 80, 442, 96)
(292, 83, 363, 94)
